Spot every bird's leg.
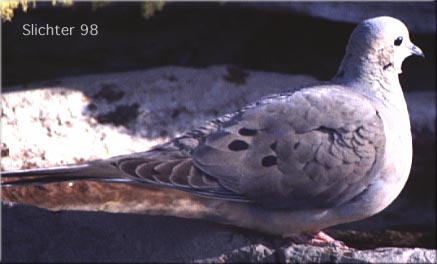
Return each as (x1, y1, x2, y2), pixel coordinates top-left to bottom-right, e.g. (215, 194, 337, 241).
(288, 231, 349, 249)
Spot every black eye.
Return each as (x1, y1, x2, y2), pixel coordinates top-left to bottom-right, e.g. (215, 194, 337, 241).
(394, 36, 403, 46)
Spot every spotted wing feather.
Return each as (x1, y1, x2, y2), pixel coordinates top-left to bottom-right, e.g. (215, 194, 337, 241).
(192, 86, 386, 210)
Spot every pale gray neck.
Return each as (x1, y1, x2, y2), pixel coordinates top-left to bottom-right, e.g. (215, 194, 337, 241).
(331, 52, 406, 111)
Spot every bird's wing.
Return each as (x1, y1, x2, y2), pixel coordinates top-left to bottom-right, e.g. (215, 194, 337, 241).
(109, 85, 385, 209)
(111, 152, 250, 202)
(189, 85, 386, 209)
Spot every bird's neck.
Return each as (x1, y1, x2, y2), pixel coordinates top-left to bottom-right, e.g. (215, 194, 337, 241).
(332, 53, 406, 110)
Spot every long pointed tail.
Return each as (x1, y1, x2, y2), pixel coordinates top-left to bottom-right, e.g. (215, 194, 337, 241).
(1, 163, 131, 187)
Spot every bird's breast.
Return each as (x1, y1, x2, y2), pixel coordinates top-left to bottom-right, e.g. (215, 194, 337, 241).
(374, 98, 413, 208)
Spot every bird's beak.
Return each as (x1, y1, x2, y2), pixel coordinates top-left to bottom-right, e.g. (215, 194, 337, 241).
(410, 43, 425, 58)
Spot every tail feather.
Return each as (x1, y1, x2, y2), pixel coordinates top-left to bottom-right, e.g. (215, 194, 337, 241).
(1, 163, 131, 187)
(2, 164, 94, 178)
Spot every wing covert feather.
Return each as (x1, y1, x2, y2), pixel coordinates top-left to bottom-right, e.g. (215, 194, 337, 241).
(192, 86, 386, 209)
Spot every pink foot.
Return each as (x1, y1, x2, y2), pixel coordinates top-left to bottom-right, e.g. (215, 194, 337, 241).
(289, 231, 349, 249)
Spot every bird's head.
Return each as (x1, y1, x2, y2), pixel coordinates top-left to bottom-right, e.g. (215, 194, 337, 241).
(343, 16, 424, 75)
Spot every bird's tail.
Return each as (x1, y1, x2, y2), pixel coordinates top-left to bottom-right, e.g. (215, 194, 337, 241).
(1, 162, 131, 187)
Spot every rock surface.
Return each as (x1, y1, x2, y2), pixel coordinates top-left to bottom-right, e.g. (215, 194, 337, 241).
(3, 204, 436, 263)
(1, 66, 435, 262)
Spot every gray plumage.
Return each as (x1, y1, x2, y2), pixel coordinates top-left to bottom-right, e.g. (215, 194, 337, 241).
(1, 16, 424, 235)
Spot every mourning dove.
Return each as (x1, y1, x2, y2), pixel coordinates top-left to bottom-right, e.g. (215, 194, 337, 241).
(1, 16, 424, 238)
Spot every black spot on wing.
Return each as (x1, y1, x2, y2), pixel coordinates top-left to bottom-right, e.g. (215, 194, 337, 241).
(228, 140, 249, 151)
(262, 155, 277, 167)
(238, 128, 257, 136)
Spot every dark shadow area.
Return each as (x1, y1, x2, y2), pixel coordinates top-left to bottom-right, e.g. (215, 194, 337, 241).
(2, 2, 435, 92)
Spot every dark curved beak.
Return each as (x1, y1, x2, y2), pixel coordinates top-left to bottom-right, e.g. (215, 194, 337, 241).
(411, 44, 425, 58)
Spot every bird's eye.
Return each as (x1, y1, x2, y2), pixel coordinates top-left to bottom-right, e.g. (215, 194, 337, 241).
(394, 36, 403, 46)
